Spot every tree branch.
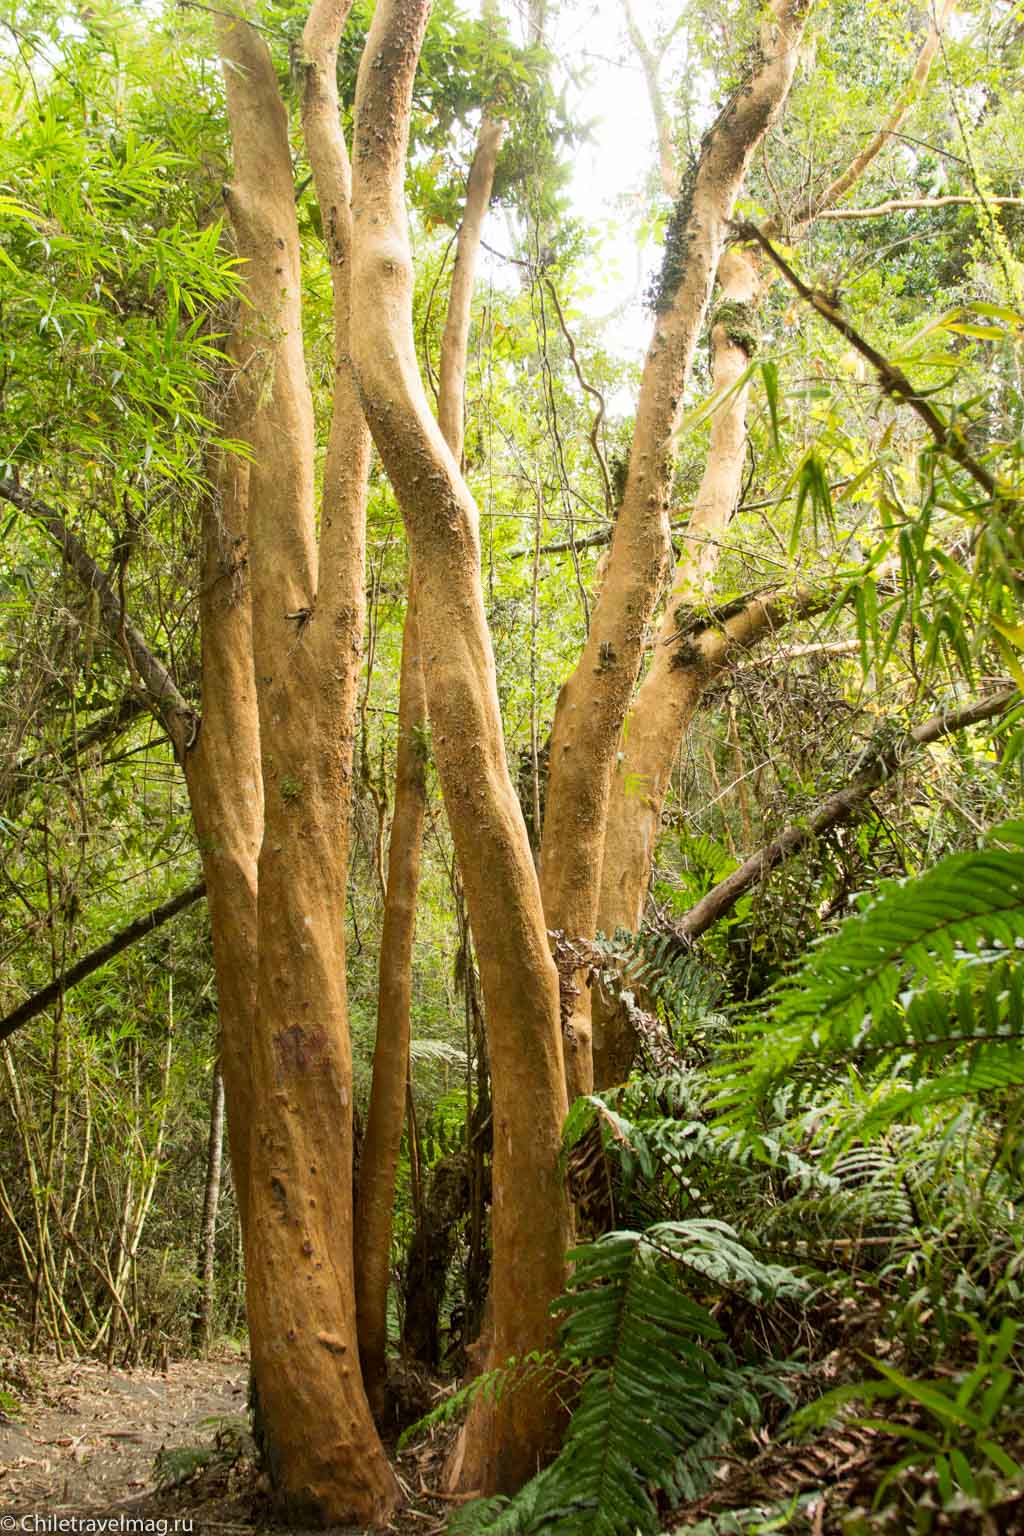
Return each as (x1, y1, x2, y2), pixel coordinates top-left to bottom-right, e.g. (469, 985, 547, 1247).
(806, 0, 956, 217)
(2, 693, 150, 808)
(668, 684, 1019, 944)
(0, 478, 197, 759)
(818, 193, 1024, 220)
(0, 881, 207, 1044)
(734, 223, 998, 499)
(620, 0, 679, 200)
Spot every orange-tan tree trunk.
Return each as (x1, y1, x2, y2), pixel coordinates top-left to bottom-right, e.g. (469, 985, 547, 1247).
(184, 342, 262, 1230)
(215, 1, 397, 1520)
(354, 82, 504, 1414)
(350, 0, 571, 1493)
(354, 590, 427, 1415)
(591, 0, 957, 1087)
(595, 248, 762, 936)
(538, 0, 810, 1103)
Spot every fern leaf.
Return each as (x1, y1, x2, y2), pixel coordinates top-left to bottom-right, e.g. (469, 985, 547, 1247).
(460, 1225, 801, 1536)
(719, 850, 1024, 1114)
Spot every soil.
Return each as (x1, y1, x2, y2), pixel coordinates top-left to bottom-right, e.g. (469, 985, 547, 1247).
(0, 1350, 457, 1536)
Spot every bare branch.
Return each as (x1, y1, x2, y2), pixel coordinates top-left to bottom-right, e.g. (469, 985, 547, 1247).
(620, 0, 679, 199)
(670, 685, 1019, 944)
(0, 478, 197, 759)
(807, 0, 956, 218)
(0, 881, 207, 1044)
(818, 193, 1024, 220)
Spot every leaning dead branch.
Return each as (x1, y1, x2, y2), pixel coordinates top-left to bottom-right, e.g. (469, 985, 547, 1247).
(668, 684, 1019, 945)
(0, 478, 197, 758)
(0, 881, 207, 1044)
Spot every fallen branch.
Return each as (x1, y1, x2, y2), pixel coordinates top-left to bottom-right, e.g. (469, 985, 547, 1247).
(0, 478, 198, 759)
(0, 880, 207, 1044)
(669, 684, 1019, 944)
(733, 639, 861, 671)
(3, 694, 150, 807)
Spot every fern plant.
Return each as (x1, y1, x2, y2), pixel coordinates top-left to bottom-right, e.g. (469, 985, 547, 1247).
(717, 841, 1024, 1132)
(786, 1317, 1024, 1511)
(589, 927, 728, 1064)
(453, 1223, 802, 1536)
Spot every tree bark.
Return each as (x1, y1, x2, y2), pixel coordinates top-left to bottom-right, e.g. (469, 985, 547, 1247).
(591, 247, 761, 1085)
(354, 69, 503, 1415)
(354, 593, 428, 1414)
(538, 0, 809, 1101)
(216, 2, 397, 1521)
(192, 1060, 225, 1354)
(350, 0, 572, 1492)
(183, 341, 262, 1236)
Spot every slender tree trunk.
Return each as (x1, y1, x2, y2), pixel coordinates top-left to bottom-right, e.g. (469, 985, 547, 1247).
(355, 593, 428, 1415)
(350, 0, 571, 1492)
(591, 249, 760, 1084)
(183, 352, 261, 1232)
(215, 3, 397, 1520)
(355, 60, 504, 1416)
(192, 1061, 225, 1354)
(539, 0, 809, 1102)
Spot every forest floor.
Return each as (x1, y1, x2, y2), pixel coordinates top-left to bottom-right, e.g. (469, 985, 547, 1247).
(0, 1348, 455, 1536)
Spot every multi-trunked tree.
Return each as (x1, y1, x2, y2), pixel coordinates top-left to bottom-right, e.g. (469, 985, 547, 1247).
(7, 0, 1012, 1521)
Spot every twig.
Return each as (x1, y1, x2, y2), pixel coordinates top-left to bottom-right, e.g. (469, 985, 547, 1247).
(0, 478, 198, 757)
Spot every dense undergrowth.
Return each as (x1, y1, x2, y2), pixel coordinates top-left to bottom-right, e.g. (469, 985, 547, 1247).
(435, 834, 1024, 1534)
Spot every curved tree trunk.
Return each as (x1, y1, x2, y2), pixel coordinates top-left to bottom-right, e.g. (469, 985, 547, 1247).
(538, 0, 810, 1103)
(354, 79, 504, 1415)
(184, 344, 261, 1231)
(590, 0, 958, 1090)
(216, 2, 397, 1521)
(591, 248, 760, 1085)
(350, 0, 571, 1493)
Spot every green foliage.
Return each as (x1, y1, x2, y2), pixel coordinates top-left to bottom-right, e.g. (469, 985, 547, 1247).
(590, 926, 726, 1051)
(0, 12, 241, 501)
(788, 1319, 1024, 1511)
(719, 843, 1024, 1127)
(453, 1224, 801, 1536)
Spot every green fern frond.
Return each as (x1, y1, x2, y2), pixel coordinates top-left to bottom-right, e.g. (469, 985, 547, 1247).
(591, 927, 726, 1034)
(458, 1224, 802, 1536)
(718, 849, 1024, 1115)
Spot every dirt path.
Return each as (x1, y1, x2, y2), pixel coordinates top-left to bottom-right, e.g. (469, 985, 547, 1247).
(0, 1350, 250, 1524)
(0, 1350, 454, 1535)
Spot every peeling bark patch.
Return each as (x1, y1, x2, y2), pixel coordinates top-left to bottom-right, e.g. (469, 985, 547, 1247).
(273, 1024, 328, 1080)
(270, 1177, 288, 1220)
(317, 1332, 347, 1355)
